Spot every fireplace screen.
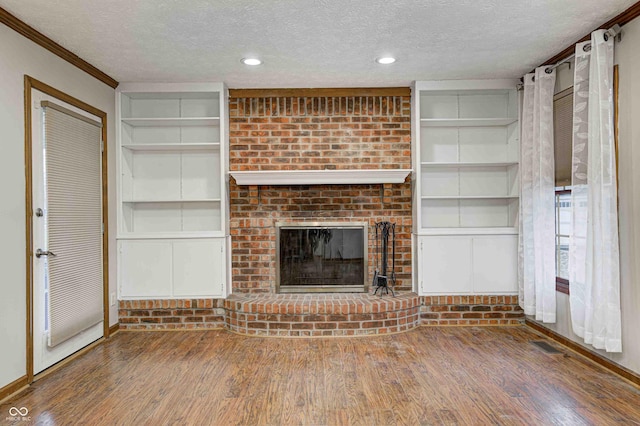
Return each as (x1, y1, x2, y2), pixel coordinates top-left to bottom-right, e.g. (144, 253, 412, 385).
(276, 222, 367, 293)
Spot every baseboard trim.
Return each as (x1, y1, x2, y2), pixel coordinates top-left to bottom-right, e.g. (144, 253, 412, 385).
(109, 323, 119, 336)
(0, 375, 29, 403)
(525, 318, 640, 388)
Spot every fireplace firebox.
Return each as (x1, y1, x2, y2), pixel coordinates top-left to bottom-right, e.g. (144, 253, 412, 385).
(276, 222, 368, 293)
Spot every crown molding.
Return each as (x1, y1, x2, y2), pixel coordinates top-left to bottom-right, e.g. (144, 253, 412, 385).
(0, 6, 119, 89)
(538, 1, 640, 68)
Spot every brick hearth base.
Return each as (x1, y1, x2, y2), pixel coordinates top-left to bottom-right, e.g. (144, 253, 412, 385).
(119, 294, 523, 335)
(225, 293, 420, 336)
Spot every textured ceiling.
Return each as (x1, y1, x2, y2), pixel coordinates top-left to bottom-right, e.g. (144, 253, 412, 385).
(0, 0, 636, 88)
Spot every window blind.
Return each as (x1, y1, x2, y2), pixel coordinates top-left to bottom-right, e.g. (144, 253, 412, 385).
(42, 101, 103, 347)
(553, 87, 574, 186)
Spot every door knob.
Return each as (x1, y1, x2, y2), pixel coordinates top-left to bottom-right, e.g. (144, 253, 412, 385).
(35, 249, 56, 258)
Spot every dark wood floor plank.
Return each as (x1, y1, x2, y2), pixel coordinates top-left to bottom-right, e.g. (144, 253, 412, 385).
(2, 327, 640, 426)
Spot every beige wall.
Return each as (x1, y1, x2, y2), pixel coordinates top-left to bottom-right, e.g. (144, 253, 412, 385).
(0, 23, 116, 390)
(534, 16, 640, 375)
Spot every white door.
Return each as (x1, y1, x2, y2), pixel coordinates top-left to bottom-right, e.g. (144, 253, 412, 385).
(31, 89, 104, 374)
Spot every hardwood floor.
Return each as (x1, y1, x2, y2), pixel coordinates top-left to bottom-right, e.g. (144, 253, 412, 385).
(2, 327, 640, 425)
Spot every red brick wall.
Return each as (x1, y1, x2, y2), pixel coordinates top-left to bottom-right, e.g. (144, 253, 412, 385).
(420, 296, 524, 325)
(119, 299, 226, 330)
(229, 95, 412, 294)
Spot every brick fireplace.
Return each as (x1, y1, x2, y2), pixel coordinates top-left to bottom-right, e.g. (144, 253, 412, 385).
(228, 92, 413, 294)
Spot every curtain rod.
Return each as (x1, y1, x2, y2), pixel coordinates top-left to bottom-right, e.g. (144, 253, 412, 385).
(542, 24, 623, 74)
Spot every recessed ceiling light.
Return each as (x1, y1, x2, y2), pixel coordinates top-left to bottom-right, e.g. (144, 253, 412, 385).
(376, 57, 396, 65)
(241, 58, 262, 66)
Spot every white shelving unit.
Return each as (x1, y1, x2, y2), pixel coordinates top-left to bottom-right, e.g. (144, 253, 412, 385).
(116, 83, 229, 299)
(412, 80, 520, 295)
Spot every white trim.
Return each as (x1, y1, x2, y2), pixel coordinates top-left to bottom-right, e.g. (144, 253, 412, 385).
(230, 169, 411, 186)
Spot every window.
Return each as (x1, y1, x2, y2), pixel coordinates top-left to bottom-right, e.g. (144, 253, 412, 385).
(555, 187, 571, 294)
(553, 87, 573, 294)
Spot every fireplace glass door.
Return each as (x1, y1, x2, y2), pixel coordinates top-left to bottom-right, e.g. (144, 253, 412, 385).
(277, 223, 367, 293)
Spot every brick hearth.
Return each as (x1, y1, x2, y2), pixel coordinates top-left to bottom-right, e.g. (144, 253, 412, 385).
(225, 293, 420, 336)
(118, 294, 523, 334)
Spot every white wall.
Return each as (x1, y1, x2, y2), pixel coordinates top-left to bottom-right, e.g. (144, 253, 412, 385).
(532, 17, 640, 375)
(0, 23, 116, 390)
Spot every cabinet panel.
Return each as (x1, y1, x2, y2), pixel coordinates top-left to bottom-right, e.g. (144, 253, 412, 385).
(123, 94, 220, 119)
(459, 167, 510, 197)
(126, 202, 184, 233)
(472, 236, 518, 293)
(127, 152, 182, 200)
(419, 95, 458, 119)
(181, 151, 219, 199)
(181, 98, 220, 118)
(420, 237, 473, 294)
(119, 238, 226, 298)
(182, 202, 221, 232)
(181, 125, 219, 143)
(420, 128, 458, 162)
(458, 127, 509, 162)
(421, 167, 459, 196)
(122, 202, 221, 234)
(123, 125, 181, 145)
(459, 199, 513, 228)
(130, 99, 180, 118)
(119, 240, 172, 297)
(459, 94, 509, 118)
(173, 239, 224, 297)
(421, 199, 459, 228)
(418, 235, 518, 295)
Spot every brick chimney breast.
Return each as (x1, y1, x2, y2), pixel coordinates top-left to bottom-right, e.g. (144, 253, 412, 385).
(228, 93, 412, 294)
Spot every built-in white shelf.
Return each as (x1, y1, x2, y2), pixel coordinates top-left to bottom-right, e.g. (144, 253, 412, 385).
(413, 79, 520, 296)
(116, 82, 229, 299)
(419, 227, 519, 236)
(421, 161, 518, 167)
(121, 117, 220, 127)
(122, 143, 220, 151)
(420, 118, 517, 127)
(230, 169, 412, 186)
(118, 86, 225, 237)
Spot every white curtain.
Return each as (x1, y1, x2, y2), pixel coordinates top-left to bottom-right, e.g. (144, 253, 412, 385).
(519, 66, 557, 323)
(569, 30, 622, 352)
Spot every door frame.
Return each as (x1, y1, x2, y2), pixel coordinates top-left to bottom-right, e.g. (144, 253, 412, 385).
(24, 75, 110, 383)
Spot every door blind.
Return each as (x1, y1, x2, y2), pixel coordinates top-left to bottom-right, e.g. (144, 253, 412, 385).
(42, 101, 103, 347)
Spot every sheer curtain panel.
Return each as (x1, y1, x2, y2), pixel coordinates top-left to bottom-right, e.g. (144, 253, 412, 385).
(569, 30, 622, 352)
(519, 67, 557, 323)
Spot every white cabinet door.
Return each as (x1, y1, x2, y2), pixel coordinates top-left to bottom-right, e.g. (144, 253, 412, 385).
(119, 238, 226, 298)
(472, 235, 518, 293)
(119, 240, 172, 298)
(419, 236, 473, 294)
(173, 239, 225, 297)
(418, 234, 518, 295)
